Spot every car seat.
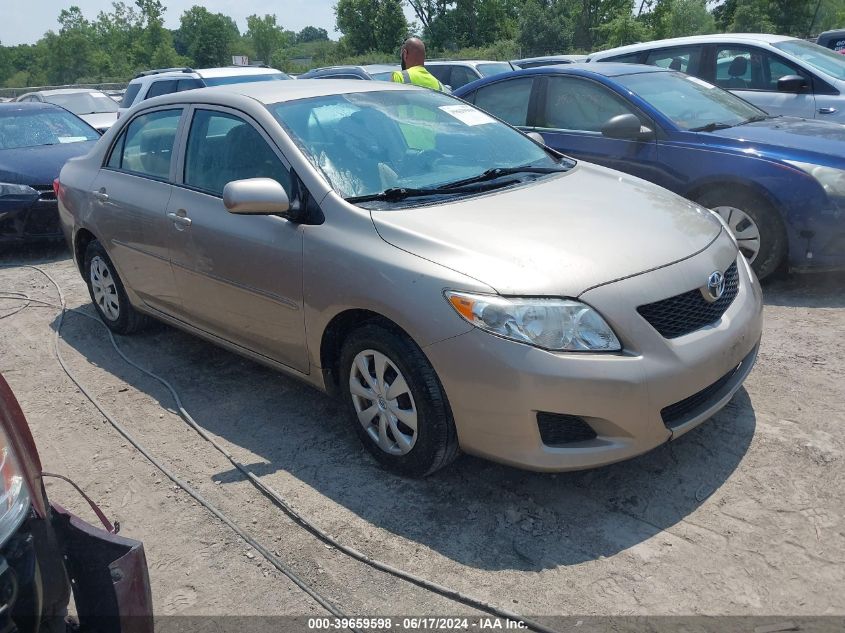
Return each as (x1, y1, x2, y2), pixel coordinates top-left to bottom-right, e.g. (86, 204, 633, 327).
(725, 57, 749, 89)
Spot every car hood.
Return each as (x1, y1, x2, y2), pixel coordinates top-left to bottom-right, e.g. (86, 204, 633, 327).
(79, 112, 117, 130)
(371, 162, 722, 297)
(709, 116, 845, 159)
(0, 141, 97, 185)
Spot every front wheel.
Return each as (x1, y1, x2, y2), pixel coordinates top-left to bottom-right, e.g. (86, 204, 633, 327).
(695, 188, 787, 280)
(339, 324, 459, 477)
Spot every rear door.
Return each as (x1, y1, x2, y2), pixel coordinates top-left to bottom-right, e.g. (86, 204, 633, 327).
(166, 106, 308, 372)
(90, 107, 185, 313)
(709, 44, 816, 118)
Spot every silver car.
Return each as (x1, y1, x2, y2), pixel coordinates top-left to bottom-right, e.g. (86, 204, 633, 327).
(56, 80, 763, 475)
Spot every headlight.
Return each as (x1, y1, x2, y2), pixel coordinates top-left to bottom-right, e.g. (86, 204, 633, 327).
(0, 183, 39, 201)
(784, 161, 845, 197)
(445, 291, 621, 351)
(0, 428, 31, 539)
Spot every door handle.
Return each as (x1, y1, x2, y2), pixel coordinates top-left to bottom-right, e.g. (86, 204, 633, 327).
(167, 211, 192, 227)
(818, 107, 837, 115)
(92, 189, 109, 202)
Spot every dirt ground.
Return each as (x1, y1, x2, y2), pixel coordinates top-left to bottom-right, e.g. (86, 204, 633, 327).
(0, 245, 843, 624)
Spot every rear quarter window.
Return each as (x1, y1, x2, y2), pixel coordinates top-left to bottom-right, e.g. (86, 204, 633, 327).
(120, 83, 141, 108)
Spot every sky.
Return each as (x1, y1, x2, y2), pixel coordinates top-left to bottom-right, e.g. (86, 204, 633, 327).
(0, 0, 392, 46)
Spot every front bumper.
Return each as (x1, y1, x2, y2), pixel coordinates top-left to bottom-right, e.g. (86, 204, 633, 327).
(424, 239, 763, 472)
(0, 198, 63, 243)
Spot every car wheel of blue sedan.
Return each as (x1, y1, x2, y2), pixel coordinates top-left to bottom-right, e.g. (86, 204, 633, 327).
(695, 187, 787, 280)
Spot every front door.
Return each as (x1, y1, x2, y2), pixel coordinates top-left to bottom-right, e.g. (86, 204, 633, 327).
(167, 106, 308, 372)
(91, 107, 184, 314)
(532, 76, 665, 187)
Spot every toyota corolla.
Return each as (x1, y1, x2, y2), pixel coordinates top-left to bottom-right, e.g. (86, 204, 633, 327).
(56, 80, 763, 475)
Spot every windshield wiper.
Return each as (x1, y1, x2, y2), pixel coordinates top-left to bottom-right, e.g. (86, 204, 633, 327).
(737, 114, 779, 125)
(690, 122, 736, 132)
(437, 165, 567, 190)
(346, 179, 521, 203)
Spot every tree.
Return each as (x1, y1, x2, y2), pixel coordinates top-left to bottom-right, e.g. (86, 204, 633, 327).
(178, 6, 240, 67)
(729, 0, 776, 32)
(297, 26, 330, 42)
(335, 0, 409, 54)
(517, 0, 572, 55)
(246, 14, 292, 64)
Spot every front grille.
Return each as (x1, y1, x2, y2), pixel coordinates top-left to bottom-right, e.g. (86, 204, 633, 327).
(661, 363, 740, 429)
(637, 261, 739, 339)
(31, 184, 56, 201)
(537, 412, 597, 446)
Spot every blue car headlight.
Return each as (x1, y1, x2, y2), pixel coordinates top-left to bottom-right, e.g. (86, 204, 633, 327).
(0, 183, 39, 204)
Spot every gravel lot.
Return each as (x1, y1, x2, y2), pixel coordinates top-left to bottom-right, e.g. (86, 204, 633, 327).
(0, 246, 843, 623)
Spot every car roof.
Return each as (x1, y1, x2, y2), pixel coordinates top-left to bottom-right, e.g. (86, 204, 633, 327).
(145, 78, 419, 107)
(132, 66, 284, 82)
(589, 33, 797, 58)
(426, 60, 506, 66)
(513, 54, 588, 64)
(0, 102, 64, 114)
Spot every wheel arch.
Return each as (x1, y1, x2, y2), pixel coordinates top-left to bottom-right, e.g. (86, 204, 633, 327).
(73, 228, 98, 274)
(683, 177, 782, 213)
(319, 309, 416, 398)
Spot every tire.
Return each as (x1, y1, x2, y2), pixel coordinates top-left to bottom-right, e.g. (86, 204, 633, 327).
(83, 239, 147, 334)
(339, 323, 459, 477)
(694, 187, 787, 280)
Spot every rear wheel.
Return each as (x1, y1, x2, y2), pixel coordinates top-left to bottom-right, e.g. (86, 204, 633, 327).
(339, 324, 459, 477)
(695, 187, 787, 280)
(83, 240, 147, 334)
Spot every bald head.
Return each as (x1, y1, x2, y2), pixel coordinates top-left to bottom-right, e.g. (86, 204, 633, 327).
(401, 37, 426, 69)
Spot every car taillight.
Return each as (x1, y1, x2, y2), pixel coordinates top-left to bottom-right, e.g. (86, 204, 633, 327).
(0, 428, 31, 541)
(53, 178, 60, 199)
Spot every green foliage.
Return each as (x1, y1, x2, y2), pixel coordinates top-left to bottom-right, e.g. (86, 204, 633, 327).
(517, 0, 574, 56)
(178, 6, 240, 67)
(297, 26, 330, 43)
(335, 0, 409, 55)
(246, 15, 294, 65)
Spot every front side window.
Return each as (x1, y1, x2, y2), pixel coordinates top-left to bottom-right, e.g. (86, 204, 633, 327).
(270, 90, 561, 200)
(0, 108, 99, 149)
(448, 66, 480, 89)
(477, 63, 513, 77)
(599, 52, 642, 63)
(425, 65, 451, 84)
(120, 83, 141, 108)
(183, 109, 290, 197)
(472, 77, 534, 126)
(644, 46, 703, 76)
(713, 47, 806, 91)
(540, 76, 635, 132)
(616, 71, 764, 130)
(108, 109, 181, 179)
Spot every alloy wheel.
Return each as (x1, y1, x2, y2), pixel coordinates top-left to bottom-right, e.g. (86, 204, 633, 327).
(712, 205, 762, 264)
(349, 349, 418, 455)
(89, 255, 120, 321)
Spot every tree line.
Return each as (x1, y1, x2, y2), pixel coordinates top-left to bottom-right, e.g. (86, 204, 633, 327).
(0, 0, 844, 88)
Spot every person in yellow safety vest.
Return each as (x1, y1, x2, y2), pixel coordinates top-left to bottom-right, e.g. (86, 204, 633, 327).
(391, 38, 448, 92)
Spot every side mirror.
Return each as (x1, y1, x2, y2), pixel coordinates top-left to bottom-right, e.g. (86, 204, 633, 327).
(777, 75, 807, 93)
(601, 113, 651, 140)
(525, 131, 545, 144)
(223, 178, 292, 217)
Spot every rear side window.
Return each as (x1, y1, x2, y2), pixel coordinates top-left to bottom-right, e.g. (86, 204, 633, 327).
(472, 77, 534, 126)
(426, 65, 451, 84)
(183, 109, 290, 197)
(600, 52, 642, 63)
(120, 83, 141, 108)
(176, 78, 204, 92)
(146, 80, 178, 99)
(644, 46, 703, 76)
(106, 109, 181, 180)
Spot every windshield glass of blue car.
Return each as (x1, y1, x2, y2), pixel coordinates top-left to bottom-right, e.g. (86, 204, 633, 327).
(270, 90, 568, 206)
(773, 39, 845, 80)
(0, 110, 100, 150)
(616, 71, 766, 131)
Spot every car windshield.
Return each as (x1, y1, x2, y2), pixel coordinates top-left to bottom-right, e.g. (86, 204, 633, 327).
(45, 92, 119, 114)
(270, 90, 563, 201)
(773, 39, 845, 80)
(0, 109, 99, 149)
(203, 72, 290, 86)
(614, 71, 765, 130)
(477, 63, 513, 77)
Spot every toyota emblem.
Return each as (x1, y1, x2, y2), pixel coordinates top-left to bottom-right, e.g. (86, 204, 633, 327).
(706, 271, 726, 301)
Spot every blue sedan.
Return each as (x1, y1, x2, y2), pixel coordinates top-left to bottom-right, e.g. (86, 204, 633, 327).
(454, 64, 845, 279)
